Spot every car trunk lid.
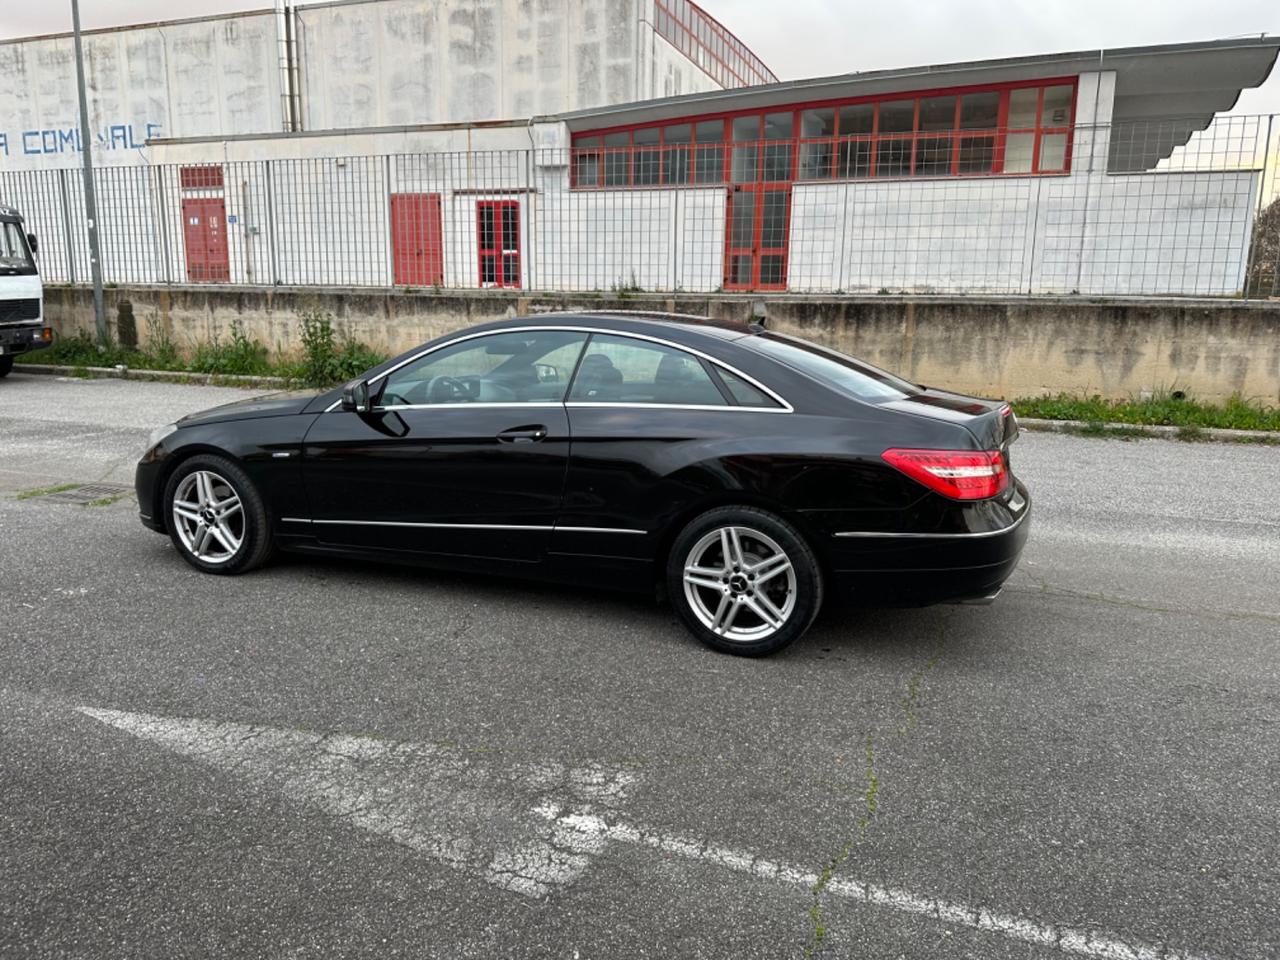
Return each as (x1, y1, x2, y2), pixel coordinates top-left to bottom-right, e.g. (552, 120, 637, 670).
(882, 388, 1019, 452)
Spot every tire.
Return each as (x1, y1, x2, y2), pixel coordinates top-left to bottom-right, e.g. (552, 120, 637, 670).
(0, 356, 13, 378)
(163, 454, 273, 575)
(666, 506, 823, 657)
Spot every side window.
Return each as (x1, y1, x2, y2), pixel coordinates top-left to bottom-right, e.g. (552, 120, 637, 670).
(568, 334, 727, 406)
(378, 330, 587, 407)
(717, 368, 781, 408)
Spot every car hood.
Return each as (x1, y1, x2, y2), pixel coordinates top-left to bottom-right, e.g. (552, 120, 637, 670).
(177, 391, 319, 427)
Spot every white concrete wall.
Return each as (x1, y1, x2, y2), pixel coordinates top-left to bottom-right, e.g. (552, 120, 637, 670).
(296, 0, 718, 129)
(786, 170, 1258, 296)
(0, 0, 730, 173)
(0, 13, 281, 171)
(638, 20, 723, 101)
(8, 67, 1261, 296)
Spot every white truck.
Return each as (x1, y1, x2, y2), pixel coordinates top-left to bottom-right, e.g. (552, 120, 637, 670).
(0, 203, 51, 378)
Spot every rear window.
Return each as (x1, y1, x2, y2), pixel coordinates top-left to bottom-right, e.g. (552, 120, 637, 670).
(747, 333, 916, 403)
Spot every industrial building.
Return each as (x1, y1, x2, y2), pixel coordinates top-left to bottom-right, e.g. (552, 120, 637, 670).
(0, 2, 1277, 296)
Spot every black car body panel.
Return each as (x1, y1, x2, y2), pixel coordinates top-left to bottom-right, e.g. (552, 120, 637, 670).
(137, 312, 1030, 605)
(177, 391, 318, 426)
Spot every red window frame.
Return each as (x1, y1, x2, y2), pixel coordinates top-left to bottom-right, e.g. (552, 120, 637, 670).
(724, 184, 791, 292)
(569, 77, 1078, 189)
(477, 200, 520, 289)
(652, 0, 777, 89)
(179, 165, 224, 190)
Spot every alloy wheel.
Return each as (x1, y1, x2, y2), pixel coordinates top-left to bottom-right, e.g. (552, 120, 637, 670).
(171, 470, 245, 565)
(682, 525, 797, 643)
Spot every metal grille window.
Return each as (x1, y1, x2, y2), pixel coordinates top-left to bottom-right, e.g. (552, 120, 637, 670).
(477, 201, 520, 289)
(179, 165, 224, 190)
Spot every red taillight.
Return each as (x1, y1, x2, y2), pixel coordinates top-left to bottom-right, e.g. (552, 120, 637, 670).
(881, 448, 1009, 501)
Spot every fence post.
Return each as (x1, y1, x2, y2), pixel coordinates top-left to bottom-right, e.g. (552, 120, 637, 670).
(264, 159, 280, 285)
(1243, 113, 1275, 299)
(526, 148, 537, 292)
(152, 165, 172, 284)
(57, 169, 77, 285)
(383, 154, 394, 287)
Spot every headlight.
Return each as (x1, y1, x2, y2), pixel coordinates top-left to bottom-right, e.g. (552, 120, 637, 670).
(147, 422, 178, 452)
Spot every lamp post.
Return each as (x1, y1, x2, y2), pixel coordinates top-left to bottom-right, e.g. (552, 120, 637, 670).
(70, 0, 107, 347)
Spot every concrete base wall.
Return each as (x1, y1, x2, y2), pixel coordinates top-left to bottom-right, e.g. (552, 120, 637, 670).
(41, 285, 1280, 404)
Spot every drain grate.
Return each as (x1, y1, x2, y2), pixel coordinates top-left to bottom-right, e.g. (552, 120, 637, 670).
(41, 482, 134, 505)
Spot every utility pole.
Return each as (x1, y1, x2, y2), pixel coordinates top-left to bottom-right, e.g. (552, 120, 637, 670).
(71, 0, 107, 347)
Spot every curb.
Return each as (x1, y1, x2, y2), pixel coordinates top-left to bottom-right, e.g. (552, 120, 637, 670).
(15, 363, 297, 390)
(1017, 417, 1279, 443)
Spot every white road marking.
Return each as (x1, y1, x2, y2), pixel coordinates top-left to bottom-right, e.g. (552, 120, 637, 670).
(78, 706, 634, 898)
(82, 705, 1216, 960)
(532, 808, 1213, 960)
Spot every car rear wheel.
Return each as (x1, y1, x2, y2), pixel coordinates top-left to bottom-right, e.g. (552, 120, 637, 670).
(667, 506, 822, 657)
(163, 454, 273, 575)
(0, 356, 14, 378)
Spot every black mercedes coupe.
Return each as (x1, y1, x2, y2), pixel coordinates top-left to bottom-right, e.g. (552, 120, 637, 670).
(136, 312, 1030, 656)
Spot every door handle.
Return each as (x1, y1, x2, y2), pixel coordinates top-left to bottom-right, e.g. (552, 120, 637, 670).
(497, 424, 548, 443)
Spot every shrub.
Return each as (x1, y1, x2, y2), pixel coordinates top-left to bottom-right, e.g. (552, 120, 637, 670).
(189, 320, 270, 376)
(298, 311, 386, 388)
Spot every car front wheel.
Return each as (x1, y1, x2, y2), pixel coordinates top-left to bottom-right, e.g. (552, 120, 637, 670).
(163, 454, 273, 575)
(667, 506, 823, 657)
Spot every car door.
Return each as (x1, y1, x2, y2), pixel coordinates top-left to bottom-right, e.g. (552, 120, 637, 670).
(300, 329, 588, 562)
(551, 332, 788, 564)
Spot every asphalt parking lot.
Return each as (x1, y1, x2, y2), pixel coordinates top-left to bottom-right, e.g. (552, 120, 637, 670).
(1, 371, 1277, 960)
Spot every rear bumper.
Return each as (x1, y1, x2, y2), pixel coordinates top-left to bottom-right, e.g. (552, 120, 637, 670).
(825, 482, 1031, 606)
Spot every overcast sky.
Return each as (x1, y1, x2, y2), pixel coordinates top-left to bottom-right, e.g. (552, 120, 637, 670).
(3, 0, 1278, 113)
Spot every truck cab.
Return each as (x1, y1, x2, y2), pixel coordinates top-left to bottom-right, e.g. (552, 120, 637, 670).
(0, 204, 52, 378)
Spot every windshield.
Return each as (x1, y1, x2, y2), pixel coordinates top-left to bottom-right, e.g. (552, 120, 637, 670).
(0, 221, 35, 274)
(747, 332, 918, 404)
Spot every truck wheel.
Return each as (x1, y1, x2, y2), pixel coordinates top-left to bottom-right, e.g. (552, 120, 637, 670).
(0, 356, 13, 378)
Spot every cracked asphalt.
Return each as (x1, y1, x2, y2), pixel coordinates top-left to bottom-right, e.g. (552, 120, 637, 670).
(1, 371, 1278, 959)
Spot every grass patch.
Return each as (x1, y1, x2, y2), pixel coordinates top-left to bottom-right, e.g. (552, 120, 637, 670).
(82, 492, 133, 508)
(1012, 391, 1280, 432)
(18, 313, 390, 390)
(15, 482, 80, 500)
(1074, 421, 1153, 441)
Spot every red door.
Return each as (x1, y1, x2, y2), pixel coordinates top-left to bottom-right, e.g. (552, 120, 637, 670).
(477, 200, 520, 288)
(181, 197, 230, 283)
(390, 193, 444, 286)
(724, 185, 790, 291)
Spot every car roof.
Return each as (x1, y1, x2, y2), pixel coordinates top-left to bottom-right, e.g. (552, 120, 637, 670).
(481, 311, 758, 344)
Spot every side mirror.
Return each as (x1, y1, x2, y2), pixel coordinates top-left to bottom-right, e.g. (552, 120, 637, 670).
(341, 379, 371, 413)
(26, 233, 37, 254)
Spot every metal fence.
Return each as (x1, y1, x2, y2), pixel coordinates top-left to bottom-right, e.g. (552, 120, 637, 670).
(2, 114, 1277, 298)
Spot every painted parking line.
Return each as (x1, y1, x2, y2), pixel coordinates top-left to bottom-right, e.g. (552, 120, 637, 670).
(534, 806, 1209, 960)
(82, 705, 1218, 960)
(78, 705, 635, 898)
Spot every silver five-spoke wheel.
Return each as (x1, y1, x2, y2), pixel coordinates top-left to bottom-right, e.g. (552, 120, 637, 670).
(682, 525, 797, 643)
(171, 470, 244, 565)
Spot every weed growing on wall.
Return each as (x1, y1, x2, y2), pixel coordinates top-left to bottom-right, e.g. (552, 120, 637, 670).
(189, 321, 271, 376)
(22, 313, 388, 388)
(298, 311, 387, 388)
